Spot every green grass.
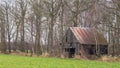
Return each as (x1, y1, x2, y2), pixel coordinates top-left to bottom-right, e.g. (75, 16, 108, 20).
(0, 54, 120, 68)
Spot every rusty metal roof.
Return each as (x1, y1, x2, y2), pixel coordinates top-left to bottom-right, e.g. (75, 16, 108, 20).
(70, 27, 108, 45)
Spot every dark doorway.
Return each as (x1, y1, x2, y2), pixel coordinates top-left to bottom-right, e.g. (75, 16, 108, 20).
(88, 48, 94, 55)
(87, 45, 95, 55)
(68, 48, 75, 58)
(64, 48, 75, 58)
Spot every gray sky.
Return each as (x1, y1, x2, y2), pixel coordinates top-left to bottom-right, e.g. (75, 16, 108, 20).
(0, 0, 13, 4)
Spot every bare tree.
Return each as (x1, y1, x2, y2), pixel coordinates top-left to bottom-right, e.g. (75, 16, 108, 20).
(0, 5, 6, 53)
(43, 0, 61, 55)
(4, 1, 11, 53)
(30, 0, 44, 55)
(17, 0, 27, 52)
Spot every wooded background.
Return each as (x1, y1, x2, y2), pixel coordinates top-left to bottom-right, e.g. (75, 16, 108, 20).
(0, 0, 119, 56)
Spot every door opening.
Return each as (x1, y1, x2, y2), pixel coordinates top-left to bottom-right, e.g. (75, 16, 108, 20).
(64, 48, 75, 58)
(69, 48, 75, 58)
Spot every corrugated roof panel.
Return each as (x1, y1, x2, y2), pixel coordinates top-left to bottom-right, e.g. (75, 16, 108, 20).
(70, 27, 107, 45)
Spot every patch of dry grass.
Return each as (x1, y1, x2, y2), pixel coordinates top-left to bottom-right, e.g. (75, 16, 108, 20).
(100, 55, 120, 62)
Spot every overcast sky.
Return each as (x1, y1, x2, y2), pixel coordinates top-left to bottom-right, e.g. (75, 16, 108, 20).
(0, 0, 13, 4)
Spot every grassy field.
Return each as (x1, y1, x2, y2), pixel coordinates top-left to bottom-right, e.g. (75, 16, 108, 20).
(0, 54, 120, 68)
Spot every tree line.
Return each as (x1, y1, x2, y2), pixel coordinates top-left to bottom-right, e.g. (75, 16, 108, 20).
(0, 0, 120, 56)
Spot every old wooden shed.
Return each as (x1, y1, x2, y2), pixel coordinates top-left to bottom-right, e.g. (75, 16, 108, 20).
(62, 27, 108, 59)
